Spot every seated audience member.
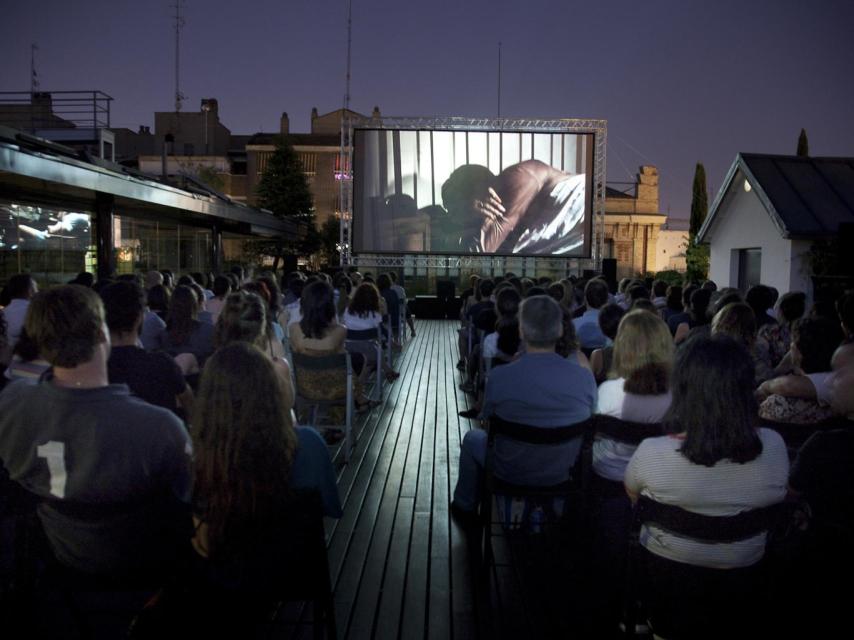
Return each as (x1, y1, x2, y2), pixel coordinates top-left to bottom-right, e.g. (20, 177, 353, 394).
(0, 285, 192, 575)
(666, 283, 698, 335)
(214, 291, 294, 410)
(190, 282, 214, 325)
(711, 301, 771, 383)
(614, 278, 631, 309)
(626, 284, 650, 308)
(660, 285, 683, 324)
(290, 280, 373, 411)
(256, 272, 286, 327)
(157, 285, 215, 367)
(343, 282, 399, 381)
(624, 335, 788, 637)
(3, 328, 50, 382)
(451, 295, 596, 517)
(147, 283, 171, 322)
(556, 305, 591, 370)
(673, 287, 712, 344)
(547, 281, 567, 306)
(590, 303, 625, 383)
(756, 317, 843, 424)
(283, 277, 306, 328)
(281, 271, 304, 307)
(756, 291, 806, 373)
(573, 278, 610, 351)
(2, 273, 38, 349)
(651, 279, 668, 311)
(377, 273, 401, 343)
(389, 271, 416, 338)
(594, 310, 673, 482)
(145, 269, 164, 290)
(191, 342, 341, 562)
(242, 281, 287, 360)
(785, 364, 854, 635)
(333, 272, 353, 320)
(483, 286, 522, 362)
(745, 284, 777, 329)
(205, 275, 231, 324)
(101, 281, 193, 418)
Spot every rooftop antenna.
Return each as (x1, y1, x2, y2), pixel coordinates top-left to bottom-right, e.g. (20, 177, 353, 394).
(338, 0, 354, 266)
(30, 43, 39, 95)
(172, 0, 186, 113)
(497, 41, 502, 118)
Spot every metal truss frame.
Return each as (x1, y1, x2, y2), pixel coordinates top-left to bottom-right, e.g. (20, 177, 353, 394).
(338, 115, 607, 273)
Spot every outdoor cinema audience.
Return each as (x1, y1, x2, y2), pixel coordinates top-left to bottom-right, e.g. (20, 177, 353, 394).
(2, 262, 854, 637)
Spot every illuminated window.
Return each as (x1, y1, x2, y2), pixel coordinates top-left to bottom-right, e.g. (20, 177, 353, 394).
(299, 153, 317, 175)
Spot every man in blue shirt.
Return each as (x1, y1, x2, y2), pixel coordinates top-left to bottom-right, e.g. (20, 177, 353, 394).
(573, 277, 610, 350)
(451, 295, 597, 516)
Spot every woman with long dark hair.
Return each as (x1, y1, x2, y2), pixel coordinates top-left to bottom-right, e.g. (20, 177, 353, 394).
(343, 282, 399, 381)
(214, 290, 294, 411)
(191, 341, 341, 562)
(157, 285, 215, 366)
(624, 335, 788, 634)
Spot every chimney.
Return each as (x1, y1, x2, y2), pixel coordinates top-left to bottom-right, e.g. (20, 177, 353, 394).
(372, 106, 381, 119)
(280, 112, 289, 135)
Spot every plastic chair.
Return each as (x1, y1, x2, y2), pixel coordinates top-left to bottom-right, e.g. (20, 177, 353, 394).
(345, 327, 384, 401)
(480, 415, 592, 569)
(291, 352, 354, 461)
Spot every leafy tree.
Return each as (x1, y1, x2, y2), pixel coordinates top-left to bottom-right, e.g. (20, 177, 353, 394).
(319, 217, 341, 267)
(256, 137, 320, 267)
(686, 163, 710, 282)
(797, 128, 809, 157)
(196, 164, 225, 192)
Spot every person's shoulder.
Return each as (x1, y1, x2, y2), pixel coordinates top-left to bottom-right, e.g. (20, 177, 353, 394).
(0, 378, 40, 409)
(756, 426, 787, 452)
(295, 426, 328, 455)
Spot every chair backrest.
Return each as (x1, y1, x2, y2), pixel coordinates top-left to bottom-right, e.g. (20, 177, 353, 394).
(291, 351, 351, 403)
(346, 327, 380, 341)
(593, 414, 664, 446)
(487, 415, 592, 447)
(633, 495, 786, 544)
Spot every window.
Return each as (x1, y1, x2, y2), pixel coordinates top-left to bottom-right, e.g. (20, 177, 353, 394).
(737, 248, 761, 291)
(298, 153, 317, 175)
(256, 151, 272, 175)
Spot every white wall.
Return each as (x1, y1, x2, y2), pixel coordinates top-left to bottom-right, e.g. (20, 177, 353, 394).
(707, 171, 796, 293)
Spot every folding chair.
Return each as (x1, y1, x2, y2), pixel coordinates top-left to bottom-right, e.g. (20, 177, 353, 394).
(480, 415, 592, 569)
(345, 327, 384, 401)
(291, 352, 354, 461)
(622, 496, 787, 638)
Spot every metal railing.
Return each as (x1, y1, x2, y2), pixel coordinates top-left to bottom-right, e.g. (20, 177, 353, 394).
(0, 91, 113, 133)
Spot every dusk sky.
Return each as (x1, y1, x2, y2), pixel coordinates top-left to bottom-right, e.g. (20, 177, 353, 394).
(2, 0, 853, 222)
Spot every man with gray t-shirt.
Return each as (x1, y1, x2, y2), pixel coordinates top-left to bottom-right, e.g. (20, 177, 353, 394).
(0, 286, 192, 576)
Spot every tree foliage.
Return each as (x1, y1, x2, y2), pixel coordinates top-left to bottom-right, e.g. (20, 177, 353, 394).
(689, 163, 708, 237)
(686, 162, 710, 282)
(256, 137, 320, 262)
(319, 217, 341, 267)
(797, 128, 809, 157)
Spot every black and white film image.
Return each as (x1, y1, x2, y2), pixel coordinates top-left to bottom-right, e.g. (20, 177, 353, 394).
(353, 129, 593, 256)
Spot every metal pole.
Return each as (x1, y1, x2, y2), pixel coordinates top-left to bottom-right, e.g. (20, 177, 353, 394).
(339, 0, 353, 266)
(497, 41, 502, 118)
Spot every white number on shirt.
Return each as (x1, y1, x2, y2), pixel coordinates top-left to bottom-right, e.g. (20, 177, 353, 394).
(36, 441, 67, 499)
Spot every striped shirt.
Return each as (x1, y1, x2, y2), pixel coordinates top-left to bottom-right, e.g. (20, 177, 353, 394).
(624, 428, 788, 568)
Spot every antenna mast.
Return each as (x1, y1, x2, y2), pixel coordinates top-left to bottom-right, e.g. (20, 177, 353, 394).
(497, 41, 502, 118)
(173, 0, 186, 113)
(339, 0, 354, 266)
(344, 0, 353, 111)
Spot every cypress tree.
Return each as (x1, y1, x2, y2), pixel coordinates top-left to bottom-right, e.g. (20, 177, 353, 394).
(797, 129, 809, 157)
(689, 163, 708, 236)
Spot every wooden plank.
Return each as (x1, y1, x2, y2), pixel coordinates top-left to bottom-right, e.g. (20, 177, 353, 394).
(372, 497, 415, 640)
(332, 322, 435, 637)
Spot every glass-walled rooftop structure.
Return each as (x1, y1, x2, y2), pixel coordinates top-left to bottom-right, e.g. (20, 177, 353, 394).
(0, 128, 297, 288)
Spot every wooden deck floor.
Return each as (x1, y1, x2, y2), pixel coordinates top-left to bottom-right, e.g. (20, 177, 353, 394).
(317, 320, 591, 640)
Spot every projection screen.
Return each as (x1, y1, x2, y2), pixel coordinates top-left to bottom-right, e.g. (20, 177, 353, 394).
(352, 128, 595, 257)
